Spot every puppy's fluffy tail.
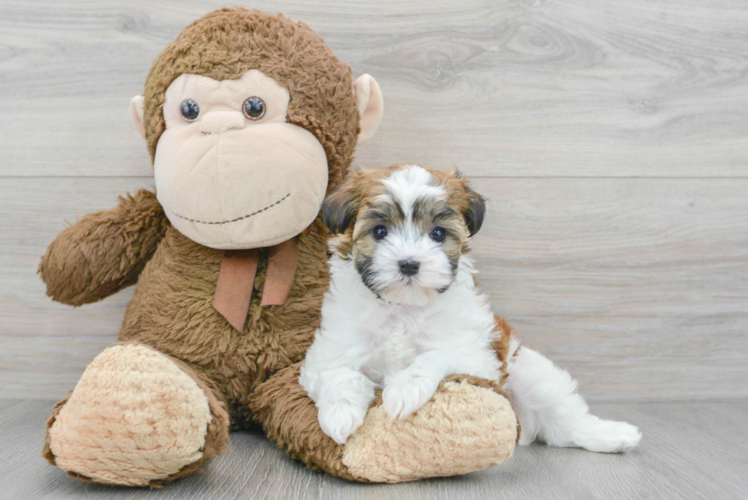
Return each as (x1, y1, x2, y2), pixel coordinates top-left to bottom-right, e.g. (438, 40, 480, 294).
(504, 344, 641, 453)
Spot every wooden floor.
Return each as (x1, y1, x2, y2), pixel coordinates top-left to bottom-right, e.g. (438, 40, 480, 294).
(1, 400, 746, 499)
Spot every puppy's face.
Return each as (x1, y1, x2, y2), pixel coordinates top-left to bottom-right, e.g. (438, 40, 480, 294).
(323, 164, 485, 306)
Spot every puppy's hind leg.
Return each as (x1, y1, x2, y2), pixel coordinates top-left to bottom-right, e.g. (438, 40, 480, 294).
(505, 347, 641, 453)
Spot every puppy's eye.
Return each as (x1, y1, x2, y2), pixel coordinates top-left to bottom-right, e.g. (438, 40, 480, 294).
(180, 99, 200, 122)
(430, 226, 446, 243)
(243, 96, 266, 120)
(373, 225, 388, 240)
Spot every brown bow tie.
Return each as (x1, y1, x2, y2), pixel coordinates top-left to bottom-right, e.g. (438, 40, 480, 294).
(212, 236, 301, 332)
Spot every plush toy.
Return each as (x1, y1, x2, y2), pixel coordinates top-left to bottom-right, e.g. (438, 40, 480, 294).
(39, 8, 519, 486)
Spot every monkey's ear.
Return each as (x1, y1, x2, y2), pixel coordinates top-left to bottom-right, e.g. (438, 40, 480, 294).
(464, 185, 486, 237)
(322, 177, 361, 234)
(129, 95, 146, 139)
(352, 74, 383, 145)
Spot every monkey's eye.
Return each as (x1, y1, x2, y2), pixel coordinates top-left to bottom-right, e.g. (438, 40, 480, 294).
(430, 227, 446, 243)
(180, 99, 200, 122)
(373, 225, 388, 240)
(243, 96, 266, 120)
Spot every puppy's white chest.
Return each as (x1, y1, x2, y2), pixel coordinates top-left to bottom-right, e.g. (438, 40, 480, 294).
(383, 319, 417, 363)
(362, 310, 424, 385)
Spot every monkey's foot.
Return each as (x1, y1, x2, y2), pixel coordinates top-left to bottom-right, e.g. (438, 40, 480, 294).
(249, 366, 519, 483)
(342, 375, 518, 482)
(43, 343, 229, 486)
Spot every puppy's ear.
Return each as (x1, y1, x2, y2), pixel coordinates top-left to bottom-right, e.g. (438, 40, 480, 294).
(464, 185, 486, 237)
(323, 177, 361, 234)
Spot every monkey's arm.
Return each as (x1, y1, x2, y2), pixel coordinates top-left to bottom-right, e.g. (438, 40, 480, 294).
(39, 189, 169, 306)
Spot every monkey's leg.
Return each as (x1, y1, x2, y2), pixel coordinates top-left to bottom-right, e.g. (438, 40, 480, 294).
(43, 342, 230, 487)
(248, 363, 519, 483)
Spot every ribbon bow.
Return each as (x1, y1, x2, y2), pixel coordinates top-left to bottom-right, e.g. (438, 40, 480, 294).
(212, 235, 301, 332)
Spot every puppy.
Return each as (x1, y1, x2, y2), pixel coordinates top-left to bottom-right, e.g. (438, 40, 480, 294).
(300, 164, 641, 453)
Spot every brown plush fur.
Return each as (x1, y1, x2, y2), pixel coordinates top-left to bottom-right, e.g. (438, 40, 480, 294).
(39, 189, 168, 306)
(118, 221, 330, 429)
(40, 7, 358, 484)
(247, 362, 360, 481)
(39, 8, 518, 486)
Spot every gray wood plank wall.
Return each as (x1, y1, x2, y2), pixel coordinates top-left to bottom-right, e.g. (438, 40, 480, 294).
(1, 0, 746, 402)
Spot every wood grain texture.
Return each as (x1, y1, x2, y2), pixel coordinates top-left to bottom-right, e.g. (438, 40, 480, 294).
(1, 0, 747, 177)
(1, 1, 747, 401)
(473, 177, 748, 401)
(1, 177, 746, 401)
(0, 400, 746, 499)
(0, 178, 147, 399)
(2, 1, 747, 496)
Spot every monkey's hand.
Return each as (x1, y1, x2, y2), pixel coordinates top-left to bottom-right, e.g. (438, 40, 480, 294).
(39, 189, 169, 306)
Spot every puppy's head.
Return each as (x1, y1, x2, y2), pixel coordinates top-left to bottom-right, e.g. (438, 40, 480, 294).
(323, 164, 485, 305)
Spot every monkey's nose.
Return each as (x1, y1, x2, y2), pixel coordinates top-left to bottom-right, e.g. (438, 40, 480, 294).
(199, 111, 245, 134)
(399, 259, 420, 276)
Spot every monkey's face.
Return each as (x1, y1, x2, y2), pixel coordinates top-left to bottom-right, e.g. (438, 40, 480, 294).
(154, 70, 329, 249)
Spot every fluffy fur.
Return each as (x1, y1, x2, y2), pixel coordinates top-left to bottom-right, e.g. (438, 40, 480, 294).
(39, 10, 519, 486)
(39, 189, 169, 306)
(301, 164, 642, 452)
(39, 8, 358, 486)
(505, 345, 641, 451)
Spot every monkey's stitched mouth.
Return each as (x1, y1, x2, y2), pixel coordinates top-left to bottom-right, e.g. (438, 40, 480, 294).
(165, 193, 291, 225)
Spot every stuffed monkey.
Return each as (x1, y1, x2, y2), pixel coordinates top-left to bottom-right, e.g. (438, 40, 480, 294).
(39, 8, 519, 486)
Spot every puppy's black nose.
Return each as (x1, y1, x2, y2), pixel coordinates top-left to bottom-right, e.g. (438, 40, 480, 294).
(399, 259, 420, 276)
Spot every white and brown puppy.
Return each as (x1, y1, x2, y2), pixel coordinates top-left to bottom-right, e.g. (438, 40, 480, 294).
(300, 164, 641, 452)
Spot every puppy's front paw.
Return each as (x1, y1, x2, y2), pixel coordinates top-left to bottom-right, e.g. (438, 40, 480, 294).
(382, 374, 440, 421)
(317, 398, 368, 445)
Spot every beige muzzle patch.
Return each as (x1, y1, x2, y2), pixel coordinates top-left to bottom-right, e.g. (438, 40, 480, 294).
(154, 70, 329, 250)
(155, 122, 328, 250)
